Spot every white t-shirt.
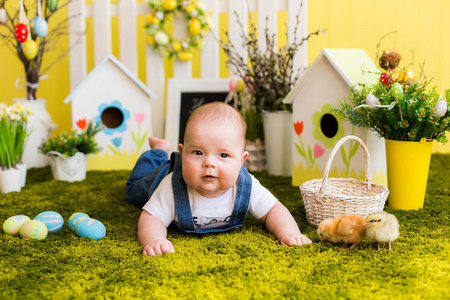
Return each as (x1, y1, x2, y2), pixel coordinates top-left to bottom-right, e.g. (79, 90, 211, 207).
(142, 173, 278, 229)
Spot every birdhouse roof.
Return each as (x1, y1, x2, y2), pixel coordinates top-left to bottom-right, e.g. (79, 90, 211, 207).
(63, 54, 157, 104)
(284, 48, 380, 104)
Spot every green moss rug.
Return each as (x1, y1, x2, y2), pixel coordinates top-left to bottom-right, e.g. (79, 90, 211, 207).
(1, 154, 450, 299)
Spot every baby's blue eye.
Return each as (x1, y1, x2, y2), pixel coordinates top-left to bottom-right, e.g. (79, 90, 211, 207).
(220, 153, 229, 158)
(194, 150, 202, 155)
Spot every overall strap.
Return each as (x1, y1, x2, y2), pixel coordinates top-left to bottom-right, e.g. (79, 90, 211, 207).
(171, 152, 197, 231)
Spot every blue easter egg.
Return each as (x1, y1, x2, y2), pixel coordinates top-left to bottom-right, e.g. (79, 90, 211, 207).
(34, 211, 64, 233)
(68, 212, 90, 232)
(33, 16, 48, 37)
(74, 218, 106, 240)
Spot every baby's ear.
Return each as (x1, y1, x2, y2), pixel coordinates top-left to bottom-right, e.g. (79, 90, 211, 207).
(178, 143, 184, 154)
(242, 151, 249, 164)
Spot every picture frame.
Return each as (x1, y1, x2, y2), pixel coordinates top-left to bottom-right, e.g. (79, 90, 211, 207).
(165, 78, 230, 153)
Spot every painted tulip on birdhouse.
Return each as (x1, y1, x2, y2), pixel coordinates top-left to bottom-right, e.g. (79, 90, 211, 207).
(15, 23, 28, 42)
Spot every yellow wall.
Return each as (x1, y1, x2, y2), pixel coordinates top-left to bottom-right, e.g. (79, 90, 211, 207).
(1, 0, 450, 151)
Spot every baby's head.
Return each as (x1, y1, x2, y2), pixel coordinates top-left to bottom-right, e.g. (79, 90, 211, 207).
(178, 102, 249, 198)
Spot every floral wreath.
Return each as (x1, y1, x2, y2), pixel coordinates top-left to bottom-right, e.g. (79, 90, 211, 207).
(145, 0, 212, 61)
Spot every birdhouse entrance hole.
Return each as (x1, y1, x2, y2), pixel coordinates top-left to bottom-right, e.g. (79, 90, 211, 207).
(101, 107, 124, 129)
(320, 113, 338, 138)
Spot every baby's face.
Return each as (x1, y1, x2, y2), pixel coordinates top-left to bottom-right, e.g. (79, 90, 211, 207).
(179, 121, 248, 198)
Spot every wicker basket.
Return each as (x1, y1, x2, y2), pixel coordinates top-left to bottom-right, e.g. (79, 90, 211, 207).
(299, 135, 389, 226)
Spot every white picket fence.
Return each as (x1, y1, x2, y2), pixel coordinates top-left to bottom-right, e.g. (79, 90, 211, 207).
(68, 0, 307, 138)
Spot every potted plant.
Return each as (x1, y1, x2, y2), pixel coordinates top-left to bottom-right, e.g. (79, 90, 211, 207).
(0, 0, 83, 168)
(38, 119, 102, 182)
(218, 2, 324, 175)
(333, 50, 450, 210)
(0, 103, 32, 193)
(226, 79, 265, 171)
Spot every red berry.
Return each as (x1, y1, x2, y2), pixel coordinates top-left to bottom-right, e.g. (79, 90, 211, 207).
(421, 96, 425, 100)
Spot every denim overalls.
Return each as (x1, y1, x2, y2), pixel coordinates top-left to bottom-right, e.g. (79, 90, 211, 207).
(126, 150, 252, 233)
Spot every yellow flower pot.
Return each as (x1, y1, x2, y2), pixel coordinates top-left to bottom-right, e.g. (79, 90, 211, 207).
(385, 139, 433, 210)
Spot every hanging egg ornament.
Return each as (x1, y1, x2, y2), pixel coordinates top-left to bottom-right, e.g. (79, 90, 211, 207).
(154, 32, 169, 45)
(391, 83, 404, 100)
(236, 80, 245, 92)
(435, 100, 448, 117)
(365, 93, 380, 107)
(146, 35, 156, 45)
(379, 72, 391, 85)
(23, 38, 38, 60)
(47, 0, 59, 12)
(32, 16, 48, 37)
(0, 8, 7, 24)
(229, 79, 238, 92)
(15, 23, 28, 43)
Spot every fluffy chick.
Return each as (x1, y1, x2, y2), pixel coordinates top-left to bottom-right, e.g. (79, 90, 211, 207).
(365, 211, 399, 251)
(317, 214, 366, 249)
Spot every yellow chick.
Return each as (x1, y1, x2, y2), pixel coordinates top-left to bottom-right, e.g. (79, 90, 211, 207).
(317, 214, 366, 249)
(365, 211, 399, 251)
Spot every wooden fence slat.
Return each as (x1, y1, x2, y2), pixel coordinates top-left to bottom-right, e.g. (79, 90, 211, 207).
(92, 0, 112, 65)
(257, 0, 277, 52)
(201, 0, 220, 79)
(288, 0, 308, 75)
(227, 0, 248, 78)
(146, 48, 165, 138)
(68, 0, 87, 91)
(119, 0, 138, 75)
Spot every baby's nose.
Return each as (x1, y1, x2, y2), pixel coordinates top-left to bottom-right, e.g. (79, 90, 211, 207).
(203, 157, 216, 168)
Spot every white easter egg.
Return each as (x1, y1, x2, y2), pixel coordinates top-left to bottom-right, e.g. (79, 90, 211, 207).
(365, 93, 380, 107)
(435, 100, 448, 117)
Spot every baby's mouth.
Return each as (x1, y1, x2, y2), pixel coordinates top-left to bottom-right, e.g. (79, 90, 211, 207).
(202, 175, 217, 181)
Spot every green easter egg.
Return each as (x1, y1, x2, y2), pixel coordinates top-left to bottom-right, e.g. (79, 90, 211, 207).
(392, 83, 404, 100)
(47, 0, 58, 12)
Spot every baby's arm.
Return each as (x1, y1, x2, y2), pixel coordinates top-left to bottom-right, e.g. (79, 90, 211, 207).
(260, 201, 312, 246)
(138, 210, 174, 256)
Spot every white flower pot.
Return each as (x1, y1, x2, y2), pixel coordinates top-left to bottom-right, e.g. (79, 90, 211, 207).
(14, 99, 58, 169)
(16, 163, 27, 187)
(48, 152, 87, 182)
(0, 168, 22, 193)
(262, 111, 293, 176)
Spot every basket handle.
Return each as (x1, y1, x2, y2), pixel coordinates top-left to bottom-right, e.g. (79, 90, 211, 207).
(317, 135, 372, 199)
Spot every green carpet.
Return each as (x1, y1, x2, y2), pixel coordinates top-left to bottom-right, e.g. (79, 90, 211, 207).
(1, 154, 449, 299)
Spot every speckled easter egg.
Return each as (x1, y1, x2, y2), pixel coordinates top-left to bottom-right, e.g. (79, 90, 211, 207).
(68, 212, 90, 232)
(19, 220, 48, 240)
(391, 83, 404, 100)
(3, 215, 31, 235)
(74, 218, 106, 241)
(34, 211, 64, 233)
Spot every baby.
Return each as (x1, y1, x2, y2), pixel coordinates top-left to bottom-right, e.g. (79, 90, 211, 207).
(126, 102, 311, 256)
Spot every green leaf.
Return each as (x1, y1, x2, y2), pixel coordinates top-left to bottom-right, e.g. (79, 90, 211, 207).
(295, 142, 306, 158)
(340, 146, 348, 166)
(349, 142, 359, 158)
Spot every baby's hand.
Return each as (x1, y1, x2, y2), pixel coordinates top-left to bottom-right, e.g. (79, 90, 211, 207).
(142, 239, 175, 256)
(280, 233, 312, 246)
